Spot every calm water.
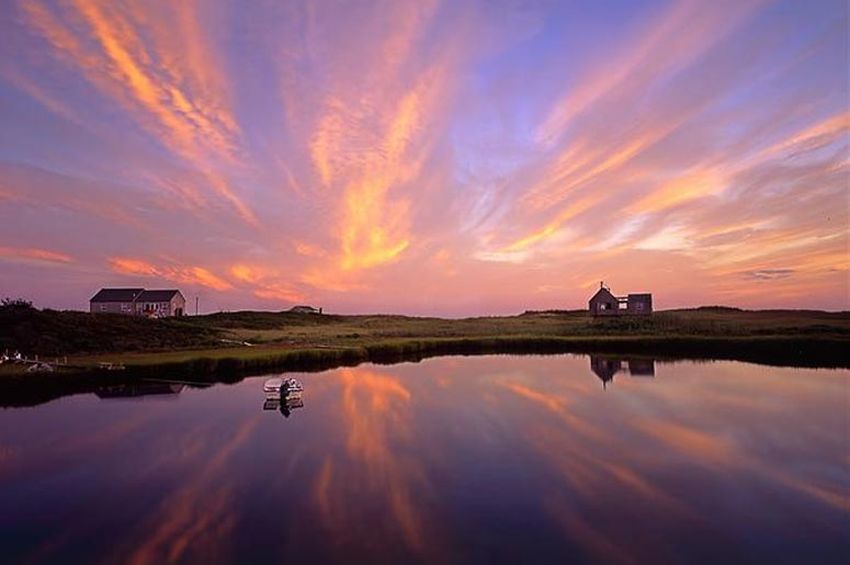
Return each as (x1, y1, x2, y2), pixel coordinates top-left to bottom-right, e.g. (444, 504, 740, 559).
(0, 355, 847, 564)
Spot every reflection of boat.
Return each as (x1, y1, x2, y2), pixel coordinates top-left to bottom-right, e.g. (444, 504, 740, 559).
(263, 377, 303, 395)
(279, 394, 304, 418)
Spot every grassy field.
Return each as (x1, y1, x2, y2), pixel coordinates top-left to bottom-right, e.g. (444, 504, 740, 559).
(2, 302, 848, 378)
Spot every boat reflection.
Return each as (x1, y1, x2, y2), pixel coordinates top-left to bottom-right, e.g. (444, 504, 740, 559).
(589, 355, 655, 389)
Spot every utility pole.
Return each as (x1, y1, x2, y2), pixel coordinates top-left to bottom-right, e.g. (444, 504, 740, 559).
(195, 296, 199, 316)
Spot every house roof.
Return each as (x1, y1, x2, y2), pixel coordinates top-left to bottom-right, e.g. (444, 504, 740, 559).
(138, 289, 183, 302)
(589, 287, 617, 303)
(90, 288, 144, 303)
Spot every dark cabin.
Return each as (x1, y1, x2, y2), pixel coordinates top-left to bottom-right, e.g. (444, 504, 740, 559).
(588, 285, 620, 316)
(588, 282, 652, 316)
(626, 293, 653, 315)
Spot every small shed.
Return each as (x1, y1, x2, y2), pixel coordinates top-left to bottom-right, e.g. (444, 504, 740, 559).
(626, 293, 652, 314)
(588, 282, 652, 316)
(588, 286, 620, 316)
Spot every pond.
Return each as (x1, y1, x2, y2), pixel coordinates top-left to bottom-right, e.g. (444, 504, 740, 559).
(0, 355, 846, 563)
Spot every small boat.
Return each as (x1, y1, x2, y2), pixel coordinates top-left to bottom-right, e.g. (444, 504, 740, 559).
(263, 377, 283, 394)
(283, 378, 304, 393)
(263, 377, 304, 395)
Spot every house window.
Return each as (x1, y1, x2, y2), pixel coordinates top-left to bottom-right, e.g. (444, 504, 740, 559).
(100, 304, 107, 312)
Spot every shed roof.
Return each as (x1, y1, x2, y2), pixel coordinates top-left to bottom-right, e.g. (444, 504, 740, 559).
(90, 288, 144, 303)
(138, 289, 182, 302)
(589, 287, 617, 303)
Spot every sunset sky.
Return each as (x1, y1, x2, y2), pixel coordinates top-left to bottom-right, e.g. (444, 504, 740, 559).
(0, 0, 846, 315)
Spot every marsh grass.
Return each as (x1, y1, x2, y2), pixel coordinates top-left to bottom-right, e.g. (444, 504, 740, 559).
(1, 305, 848, 385)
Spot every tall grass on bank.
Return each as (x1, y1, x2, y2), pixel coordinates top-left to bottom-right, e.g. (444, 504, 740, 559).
(2, 334, 847, 409)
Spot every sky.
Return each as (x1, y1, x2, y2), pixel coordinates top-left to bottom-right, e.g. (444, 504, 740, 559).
(0, 0, 847, 315)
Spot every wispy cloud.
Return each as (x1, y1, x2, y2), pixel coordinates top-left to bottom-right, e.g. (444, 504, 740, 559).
(0, 246, 72, 264)
(110, 258, 232, 291)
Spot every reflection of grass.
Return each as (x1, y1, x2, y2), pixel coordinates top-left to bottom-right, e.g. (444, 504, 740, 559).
(0, 364, 27, 376)
(1, 333, 847, 408)
(71, 334, 850, 379)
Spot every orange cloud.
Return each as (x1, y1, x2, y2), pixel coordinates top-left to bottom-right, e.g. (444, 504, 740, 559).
(20, 0, 256, 225)
(0, 246, 73, 264)
(109, 257, 159, 276)
(229, 264, 305, 303)
(253, 284, 304, 303)
(229, 264, 260, 284)
(109, 257, 232, 290)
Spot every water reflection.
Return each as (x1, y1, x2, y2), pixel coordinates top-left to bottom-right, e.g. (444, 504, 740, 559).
(96, 382, 185, 399)
(589, 355, 655, 388)
(262, 393, 305, 417)
(0, 355, 846, 563)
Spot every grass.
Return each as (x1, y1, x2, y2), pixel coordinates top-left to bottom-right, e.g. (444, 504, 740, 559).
(0, 302, 221, 356)
(1, 302, 848, 385)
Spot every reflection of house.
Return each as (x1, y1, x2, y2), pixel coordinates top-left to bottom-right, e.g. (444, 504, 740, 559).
(95, 382, 184, 399)
(590, 357, 622, 388)
(627, 359, 655, 377)
(589, 355, 656, 388)
(588, 282, 652, 316)
(90, 288, 186, 317)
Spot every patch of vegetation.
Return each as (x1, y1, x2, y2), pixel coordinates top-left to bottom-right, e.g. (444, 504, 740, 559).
(0, 299, 222, 356)
(2, 300, 848, 372)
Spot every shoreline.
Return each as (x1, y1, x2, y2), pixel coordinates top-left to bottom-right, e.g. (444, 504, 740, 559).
(2, 334, 847, 408)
